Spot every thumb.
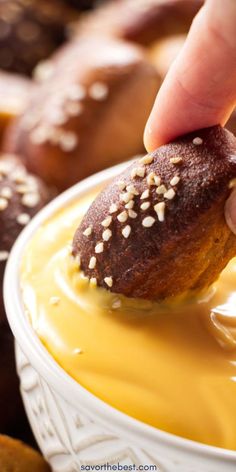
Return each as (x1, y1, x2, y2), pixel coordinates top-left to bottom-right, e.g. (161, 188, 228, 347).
(225, 188, 236, 236)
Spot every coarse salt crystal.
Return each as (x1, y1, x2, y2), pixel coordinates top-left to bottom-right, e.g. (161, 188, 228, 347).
(117, 211, 128, 223)
(136, 166, 145, 178)
(95, 242, 104, 253)
(139, 155, 153, 165)
(22, 192, 40, 208)
(156, 184, 167, 195)
(141, 201, 150, 211)
(109, 203, 118, 214)
(83, 227, 92, 237)
(101, 216, 112, 227)
(170, 176, 180, 186)
(170, 157, 182, 164)
(142, 216, 155, 228)
(67, 83, 86, 101)
(164, 188, 176, 200)
(122, 225, 131, 238)
(120, 192, 133, 203)
(90, 277, 97, 286)
(16, 213, 31, 226)
(59, 131, 78, 152)
(126, 184, 139, 195)
(193, 137, 203, 145)
(0, 251, 9, 261)
(1, 187, 12, 199)
(117, 181, 126, 191)
(89, 256, 96, 269)
(0, 197, 8, 210)
(128, 209, 137, 219)
(140, 189, 149, 200)
(154, 202, 165, 222)
(89, 82, 109, 101)
(102, 229, 112, 241)
(125, 200, 134, 209)
(104, 276, 113, 287)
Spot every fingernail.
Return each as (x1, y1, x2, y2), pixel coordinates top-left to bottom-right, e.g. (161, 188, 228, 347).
(143, 122, 154, 153)
(225, 189, 236, 235)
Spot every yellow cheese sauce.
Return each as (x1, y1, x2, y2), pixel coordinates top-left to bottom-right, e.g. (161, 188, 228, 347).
(21, 189, 236, 450)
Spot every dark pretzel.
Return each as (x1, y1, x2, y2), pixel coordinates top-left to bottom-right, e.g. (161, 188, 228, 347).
(73, 126, 236, 300)
(0, 0, 78, 75)
(3, 37, 160, 190)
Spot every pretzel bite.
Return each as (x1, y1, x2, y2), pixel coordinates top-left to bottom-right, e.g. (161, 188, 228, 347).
(0, 435, 50, 471)
(0, 0, 78, 75)
(73, 126, 236, 300)
(0, 155, 50, 323)
(72, 0, 203, 45)
(3, 37, 160, 191)
(0, 72, 33, 143)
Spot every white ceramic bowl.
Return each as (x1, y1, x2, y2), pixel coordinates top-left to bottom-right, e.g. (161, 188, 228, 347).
(4, 162, 236, 472)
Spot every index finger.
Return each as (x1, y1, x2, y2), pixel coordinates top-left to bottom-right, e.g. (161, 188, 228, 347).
(144, 0, 236, 152)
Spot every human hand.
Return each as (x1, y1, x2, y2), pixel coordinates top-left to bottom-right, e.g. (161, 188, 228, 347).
(144, 0, 236, 233)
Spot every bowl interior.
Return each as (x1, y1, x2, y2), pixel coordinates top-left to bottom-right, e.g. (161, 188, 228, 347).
(4, 160, 236, 463)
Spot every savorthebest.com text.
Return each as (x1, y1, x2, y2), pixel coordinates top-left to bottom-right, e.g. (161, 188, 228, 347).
(81, 463, 158, 471)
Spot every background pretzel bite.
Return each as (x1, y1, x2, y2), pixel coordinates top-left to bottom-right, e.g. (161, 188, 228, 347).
(72, 0, 203, 45)
(0, 435, 50, 471)
(3, 37, 160, 191)
(0, 0, 78, 76)
(0, 155, 50, 324)
(73, 126, 236, 300)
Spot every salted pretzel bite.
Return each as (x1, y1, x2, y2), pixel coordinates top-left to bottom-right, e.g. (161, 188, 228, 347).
(0, 0, 78, 75)
(3, 37, 160, 191)
(73, 126, 236, 300)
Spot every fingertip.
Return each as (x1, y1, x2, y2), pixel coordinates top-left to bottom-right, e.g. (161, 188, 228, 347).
(143, 120, 156, 153)
(144, 109, 166, 153)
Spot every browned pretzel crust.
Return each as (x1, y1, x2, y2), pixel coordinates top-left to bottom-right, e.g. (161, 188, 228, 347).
(73, 126, 236, 300)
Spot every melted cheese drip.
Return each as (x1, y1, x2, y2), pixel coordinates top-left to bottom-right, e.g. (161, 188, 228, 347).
(21, 189, 236, 450)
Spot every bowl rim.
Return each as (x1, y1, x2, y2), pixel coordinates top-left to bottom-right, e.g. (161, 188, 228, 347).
(4, 160, 236, 463)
